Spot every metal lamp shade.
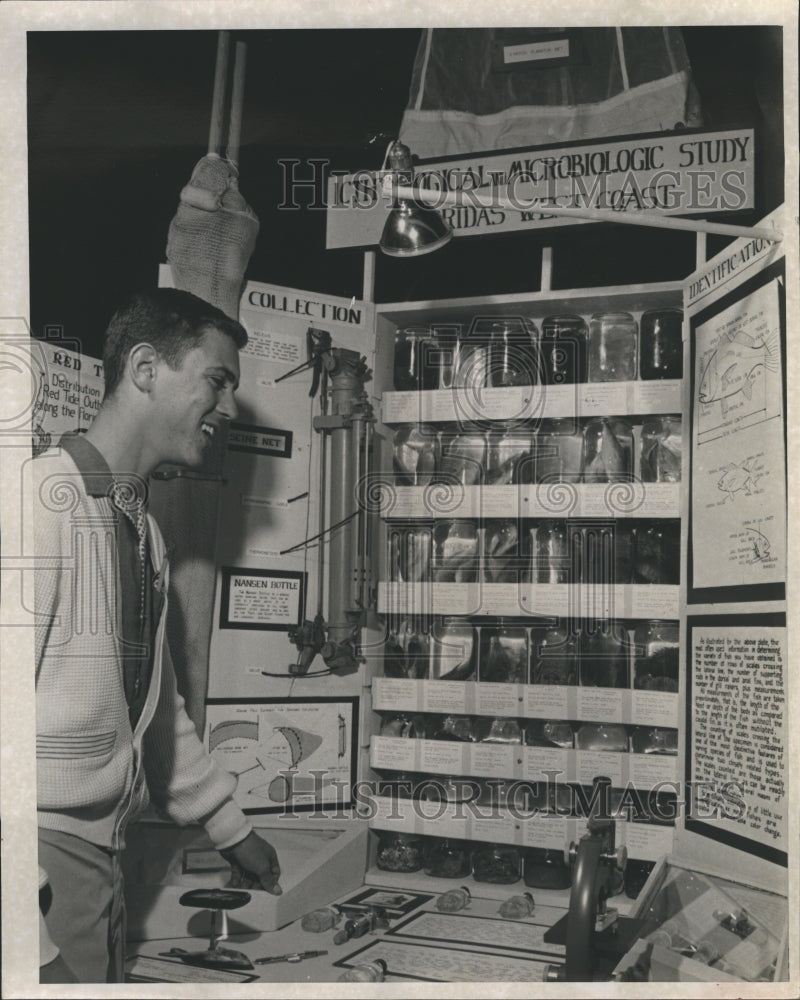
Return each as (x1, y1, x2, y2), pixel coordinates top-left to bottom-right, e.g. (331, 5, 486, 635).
(380, 199, 453, 257)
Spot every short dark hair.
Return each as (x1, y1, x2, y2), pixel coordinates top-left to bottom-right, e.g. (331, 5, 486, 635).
(102, 288, 248, 397)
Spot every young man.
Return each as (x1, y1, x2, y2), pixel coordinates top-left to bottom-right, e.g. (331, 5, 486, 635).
(33, 289, 281, 983)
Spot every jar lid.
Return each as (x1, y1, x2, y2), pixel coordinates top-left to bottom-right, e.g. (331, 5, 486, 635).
(541, 313, 587, 326)
(397, 325, 433, 337)
(590, 311, 635, 321)
(640, 307, 683, 317)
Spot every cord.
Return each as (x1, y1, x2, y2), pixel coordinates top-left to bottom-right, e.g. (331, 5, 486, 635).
(261, 669, 333, 679)
(279, 511, 359, 556)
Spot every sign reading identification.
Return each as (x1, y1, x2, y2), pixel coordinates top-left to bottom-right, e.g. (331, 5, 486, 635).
(228, 422, 293, 458)
(219, 567, 305, 631)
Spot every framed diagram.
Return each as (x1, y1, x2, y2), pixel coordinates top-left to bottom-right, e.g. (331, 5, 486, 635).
(687, 257, 786, 604)
(205, 697, 359, 814)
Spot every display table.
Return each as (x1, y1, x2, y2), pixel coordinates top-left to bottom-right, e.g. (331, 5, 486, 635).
(125, 888, 573, 984)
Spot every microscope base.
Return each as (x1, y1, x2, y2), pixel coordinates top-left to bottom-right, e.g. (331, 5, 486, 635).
(544, 914, 646, 978)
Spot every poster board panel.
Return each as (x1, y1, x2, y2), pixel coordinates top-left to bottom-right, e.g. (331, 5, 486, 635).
(684, 613, 788, 869)
(687, 241, 786, 604)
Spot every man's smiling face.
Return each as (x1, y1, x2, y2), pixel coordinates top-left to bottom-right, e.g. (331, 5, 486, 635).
(149, 325, 240, 468)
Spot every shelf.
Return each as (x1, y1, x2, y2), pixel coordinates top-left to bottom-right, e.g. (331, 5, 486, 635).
(376, 281, 683, 327)
(382, 380, 681, 425)
(370, 737, 678, 788)
(372, 678, 679, 728)
(369, 281, 684, 890)
(377, 582, 679, 619)
(377, 482, 680, 520)
(368, 797, 675, 861)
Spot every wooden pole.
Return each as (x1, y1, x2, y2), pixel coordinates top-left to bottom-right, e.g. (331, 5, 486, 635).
(207, 31, 231, 155)
(226, 42, 247, 167)
(393, 184, 783, 243)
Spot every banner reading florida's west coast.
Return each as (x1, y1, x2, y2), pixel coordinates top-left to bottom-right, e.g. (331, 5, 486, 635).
(325, 128, 754, 249)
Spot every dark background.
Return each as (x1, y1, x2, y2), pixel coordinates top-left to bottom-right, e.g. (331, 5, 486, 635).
(27, 27, 784, 359)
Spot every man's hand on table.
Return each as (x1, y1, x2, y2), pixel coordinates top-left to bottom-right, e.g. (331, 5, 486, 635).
(221, 831, 282, 895)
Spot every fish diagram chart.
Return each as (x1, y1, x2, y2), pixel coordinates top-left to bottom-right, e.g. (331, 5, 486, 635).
(690, 274, 786, 590)
(696, 285, 782, 446)
(206, 704, 351, 809)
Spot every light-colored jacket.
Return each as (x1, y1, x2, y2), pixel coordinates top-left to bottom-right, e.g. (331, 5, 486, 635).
(30, 446, 250, 851)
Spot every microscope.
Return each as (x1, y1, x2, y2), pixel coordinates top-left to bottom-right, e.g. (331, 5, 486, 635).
(544, 777, 644, 981)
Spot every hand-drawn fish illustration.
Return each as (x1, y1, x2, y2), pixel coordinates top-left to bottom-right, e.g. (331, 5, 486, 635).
(717, 458, 762, 500)
(698, 328, 779, 410)
(745, 528, 771, 563)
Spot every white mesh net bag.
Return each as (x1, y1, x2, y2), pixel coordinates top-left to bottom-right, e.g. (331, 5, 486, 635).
(166, 152, 259, 320)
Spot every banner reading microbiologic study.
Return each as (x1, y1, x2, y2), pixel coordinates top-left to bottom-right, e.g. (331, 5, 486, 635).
(325, 128, 755, 249)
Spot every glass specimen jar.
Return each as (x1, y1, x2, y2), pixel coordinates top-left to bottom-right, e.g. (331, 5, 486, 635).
(440, 428, 486, 486)
(524, 720, 574, 748)
(472, 843, 522, 884)
(429, 714, 476, 742)
(424, 838, 471, 878)
(376, 832, 425, 873)
(540, 314, 588, 385)
(433, 520, 479, 583)
(486, 429, 534, 485)
(533, 419, 584, 483)
(455, 318, 492, 392)
(578, 521, 635, 586)
(474, 717, 522, 744)
(479, 625, 528, 683)
(631, 727, 678, 754)
(483, 521, 522, 584)
(639, 308, 683, 380)
(487, 318, 539, 387)
(393, 327, 438, 391)
(581, 418, 633, 482)
(388, 525, 431, 583)
(579, 624, 630, 688)
(430, 620, 476, 681)
(392, 424, 440, 486)
(633, 620, 679, 692)
(632, 521, 680, 584)
(640, 415, 682, 483)
(379, 712, 427, 739)
(431, 327, 461, 390)
(530, 625, 578, 685)
(575, 722, 629, 751)
(396, 327, 463, 391)
(383, 618, 430, 680)
(588, 312, 638, 382)
(531, 520, 570, 584)
(524, 844, 572, 890)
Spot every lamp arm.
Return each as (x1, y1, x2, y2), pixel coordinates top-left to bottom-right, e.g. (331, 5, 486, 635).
(391, 184, 782, 242)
